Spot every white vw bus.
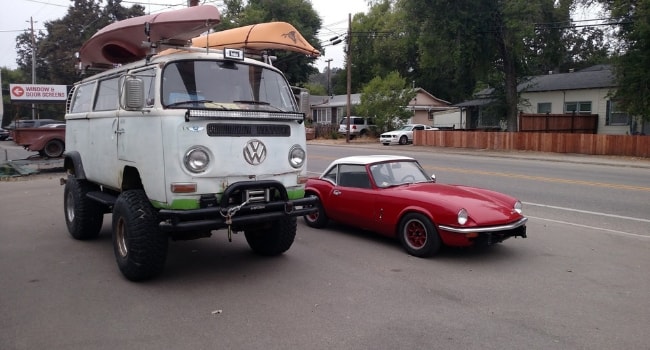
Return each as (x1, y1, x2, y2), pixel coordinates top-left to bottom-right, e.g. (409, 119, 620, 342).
(63, 48, 316, 281)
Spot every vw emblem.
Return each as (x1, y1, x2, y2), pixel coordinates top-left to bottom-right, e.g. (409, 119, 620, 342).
(243, 139, 267, 165)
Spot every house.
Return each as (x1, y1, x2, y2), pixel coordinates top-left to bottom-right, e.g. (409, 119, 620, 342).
(441, 65, 645, 134)
(518, 65, 642, 135)
(443, 89, 497, 130)
(407, 88, 455, 125)
(309, 88, 453, 125)
(309, 93, 361, 125)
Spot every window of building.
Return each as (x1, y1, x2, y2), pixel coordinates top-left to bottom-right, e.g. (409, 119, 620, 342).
(564, 101, 592, 114)
(606, 100, 630, 126)
(537, 102, 552, 114)
(315, 108, 331, 124)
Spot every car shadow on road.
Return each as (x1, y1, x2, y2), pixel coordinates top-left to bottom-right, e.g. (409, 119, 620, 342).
(72, 222, 297, 284)
(156, 234, 300, 283)
(321, 222, 526, 263)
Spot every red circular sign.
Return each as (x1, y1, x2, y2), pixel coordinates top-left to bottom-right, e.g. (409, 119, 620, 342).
(12, 86, 25, 97)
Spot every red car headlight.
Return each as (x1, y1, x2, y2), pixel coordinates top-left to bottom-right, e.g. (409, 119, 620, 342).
(457, 208, 469, 225)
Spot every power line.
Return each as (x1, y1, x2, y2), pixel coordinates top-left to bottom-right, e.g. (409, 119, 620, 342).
(22, 0, 67, 7)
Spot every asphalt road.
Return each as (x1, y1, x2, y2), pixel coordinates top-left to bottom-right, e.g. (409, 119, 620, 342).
(1, 141, 649, 350)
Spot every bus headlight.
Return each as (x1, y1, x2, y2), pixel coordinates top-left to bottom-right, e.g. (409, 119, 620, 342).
(184, 146, 210, 173)
(288, 144, 305, 168)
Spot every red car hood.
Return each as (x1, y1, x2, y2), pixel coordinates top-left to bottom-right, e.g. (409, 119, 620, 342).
(390, 183, 521, 226)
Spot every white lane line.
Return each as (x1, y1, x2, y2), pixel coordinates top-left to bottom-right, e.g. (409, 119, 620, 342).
(527, 216, 650, 239)
(524, 202, 650, 223)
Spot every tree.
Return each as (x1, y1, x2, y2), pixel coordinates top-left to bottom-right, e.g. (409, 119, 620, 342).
(303, 82, 326, 96)
(594, 0, 650, 121)
(15, 0, 145, 85)
(357, 71, 416, 132)
(11, 0, 144, 121)
(345, 0, 609, 131)
(402, 0, 600, 130)
(1, 68, 28, 125)
(220, 0, 323, 85)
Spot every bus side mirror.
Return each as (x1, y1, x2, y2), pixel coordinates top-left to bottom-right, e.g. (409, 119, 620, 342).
(123, 76, 145, 111)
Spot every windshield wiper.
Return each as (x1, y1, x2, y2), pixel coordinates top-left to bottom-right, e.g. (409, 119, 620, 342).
(233, 100, 270, 105)
(233, 100, 283, 111)
(166, 99, 214, 107)
(166, 100, 229, 110)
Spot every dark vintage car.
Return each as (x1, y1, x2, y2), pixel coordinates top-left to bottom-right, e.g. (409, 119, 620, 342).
(304, 155, 527, 257)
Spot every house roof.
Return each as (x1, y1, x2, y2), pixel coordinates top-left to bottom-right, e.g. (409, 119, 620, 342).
(455, 65, 615, 107)
(311, 88, 453, 110)
(311, 94, 362, 108)
(413, 87, 452, 105)
(520, 65, 615, 92)
(454, 98, 496, 107)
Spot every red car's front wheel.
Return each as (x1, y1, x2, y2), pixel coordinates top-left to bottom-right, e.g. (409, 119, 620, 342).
(303, 194, 329, 228)
(398, 213, 441, 257)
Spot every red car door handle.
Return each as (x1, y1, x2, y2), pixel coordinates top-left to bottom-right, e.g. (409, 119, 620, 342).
(333, 190, 341, 196)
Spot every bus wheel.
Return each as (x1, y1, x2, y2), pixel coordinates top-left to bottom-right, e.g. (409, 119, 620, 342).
(112, 190, 168, 281)
(244, 217, 297, 256)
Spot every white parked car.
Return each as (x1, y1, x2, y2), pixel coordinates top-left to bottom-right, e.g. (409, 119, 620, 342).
(379, 124, 438, 145)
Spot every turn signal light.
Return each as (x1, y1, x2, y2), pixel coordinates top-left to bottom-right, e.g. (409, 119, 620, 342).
(171, 183, 197, 193)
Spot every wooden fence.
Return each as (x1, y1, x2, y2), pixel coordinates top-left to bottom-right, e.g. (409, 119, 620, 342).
(413, 130, 650, 158)
(519, 113, 599, 133)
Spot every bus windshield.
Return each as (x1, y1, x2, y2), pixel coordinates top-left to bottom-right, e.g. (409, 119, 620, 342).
(162, 60, 298, 112)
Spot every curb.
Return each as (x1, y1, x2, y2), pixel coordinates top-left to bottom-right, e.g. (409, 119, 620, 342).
(307, 140, 650, 169)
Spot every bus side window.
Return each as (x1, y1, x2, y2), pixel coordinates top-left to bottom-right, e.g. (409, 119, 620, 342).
(70, 82, 95, 113)
(94, 78, 119, 111)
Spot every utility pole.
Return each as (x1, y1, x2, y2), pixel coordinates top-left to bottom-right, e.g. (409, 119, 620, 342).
(345, 13, 351, 143)
(30, 17, 36, 120)
(325, 58, 333, 97)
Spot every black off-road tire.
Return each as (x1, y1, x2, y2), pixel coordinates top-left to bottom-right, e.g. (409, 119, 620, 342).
(398, 213, 441, 257)
(303, 195, 329, 228)
(112, 190, 168, 281)
(399, 135, 408, 145)
(64, 175, 104, 240)
(244, 217, 297, 256)
(43, 139, 65, 158)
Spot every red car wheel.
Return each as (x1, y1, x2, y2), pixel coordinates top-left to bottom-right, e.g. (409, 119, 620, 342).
(398, 213, 441, 257)
(303, 194, 329, 228)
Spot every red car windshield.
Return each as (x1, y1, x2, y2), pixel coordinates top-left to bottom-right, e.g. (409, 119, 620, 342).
(369, 161, 431, 188)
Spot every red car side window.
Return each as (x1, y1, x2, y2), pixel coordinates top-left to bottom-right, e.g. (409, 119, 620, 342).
(337, 164, 371, 188)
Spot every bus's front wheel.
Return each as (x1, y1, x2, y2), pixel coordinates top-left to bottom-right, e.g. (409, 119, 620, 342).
(244, 217, 297, 256)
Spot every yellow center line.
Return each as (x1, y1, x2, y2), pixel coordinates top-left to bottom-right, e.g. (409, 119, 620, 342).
(425, 166, 650, 192)
(308, 154, 650, 192)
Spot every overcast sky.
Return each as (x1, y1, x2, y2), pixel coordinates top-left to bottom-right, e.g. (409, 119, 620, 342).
(0, 0, 368, 74)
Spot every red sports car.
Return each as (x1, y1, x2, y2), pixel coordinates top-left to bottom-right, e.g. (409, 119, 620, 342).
(304, 155, 527, 257)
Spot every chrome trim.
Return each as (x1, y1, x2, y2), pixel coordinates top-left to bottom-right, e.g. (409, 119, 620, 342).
(438, 217, 528, 234)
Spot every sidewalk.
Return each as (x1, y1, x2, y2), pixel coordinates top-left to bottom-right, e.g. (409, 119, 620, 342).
(307, 138, 650, 169)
